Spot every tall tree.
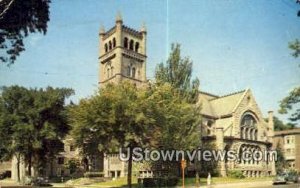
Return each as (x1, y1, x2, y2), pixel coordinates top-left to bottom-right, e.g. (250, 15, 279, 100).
(279, 40, 300, 123)
(278, 2, 300, 124)
(0, 86, 73, 181)
(0, 0, 51, 65)
(69, 82, 158, 188)
(155, 43, 200, 103)
(155, 43, 201, 176)
(69, 82, 201, 187)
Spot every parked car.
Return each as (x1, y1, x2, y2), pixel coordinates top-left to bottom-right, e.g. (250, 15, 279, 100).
(24, 176, 50, 186)
(0, 171, 11, 180)
(273, 174, 287, 185)
(286, 173, 300, 183)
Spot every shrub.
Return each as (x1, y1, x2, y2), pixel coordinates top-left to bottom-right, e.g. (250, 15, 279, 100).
(228, 170, 245, 179)
(84, 172, 104, 178)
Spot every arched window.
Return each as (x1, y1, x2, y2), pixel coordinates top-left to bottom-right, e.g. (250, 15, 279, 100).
(249, 129, 253, 140)
(111, 66, 114, 76)
(112, 38, 116, 48)
(240, 113, 257, 140)
(124, 37, 128, 48)
(107, 68, 110, 78)
(127, 66, 131, 76)
(135, 42, 139, 52)
(244, 128, 248, 139)
(105, 43, 108, 53)
(132, 67, 136, 78)
(109, 41, 112, 50)
(254, 129, 258, 140)
(207, 120, 213, 135)
(129, 40, 134, 50)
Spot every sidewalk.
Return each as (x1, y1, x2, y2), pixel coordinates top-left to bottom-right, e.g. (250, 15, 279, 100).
(182, 180, 273, 188)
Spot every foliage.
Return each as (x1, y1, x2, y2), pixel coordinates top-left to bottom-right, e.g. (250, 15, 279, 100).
(155, 43, 200, 103)
(69, 82, 201, 187)
(0, 85, 74, 180)
(275, 145, 287, 174)
(0, 0, 51, 64)
(279, 87, 300, 123)
(69, 82, 159, 187)
(289, 39, 300, 59)
(227, 170, 245, 179)
(297, 0, 300, 17)
(279, 18, 300, 123)
(83, 172, 104, 178)
(141, 177, 179, 187)
(265, 116, 295, 131)
(65, 159, 80, 175)
(150, 84, 201, 150)
(199, 143, 219, 177)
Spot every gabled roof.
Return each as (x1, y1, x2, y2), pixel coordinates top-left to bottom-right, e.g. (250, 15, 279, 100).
(199, 89, 248, 117)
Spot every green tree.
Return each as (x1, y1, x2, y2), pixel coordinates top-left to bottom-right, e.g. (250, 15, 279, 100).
(275, 145, 287, 174)
(155, 43, 200, 103)
(289, 39, 300, 59)
(69, 82, 201, 187)
(154, 43, 201, 176)
(265, 116, 295, 131)
(69, 82, 158, 188)
(65, 159, 80, 176)
(0, 0, 51, 64)
(279, 39, 300, 123)
(0, 85, 74, 181)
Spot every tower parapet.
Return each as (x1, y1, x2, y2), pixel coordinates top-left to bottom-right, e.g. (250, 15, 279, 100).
(99, 14, 147, 86)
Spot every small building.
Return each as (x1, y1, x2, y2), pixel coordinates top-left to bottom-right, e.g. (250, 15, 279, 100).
(273, 128, 300, 172)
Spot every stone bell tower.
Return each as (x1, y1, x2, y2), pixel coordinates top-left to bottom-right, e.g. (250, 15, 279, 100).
(99, 13, 147, 86)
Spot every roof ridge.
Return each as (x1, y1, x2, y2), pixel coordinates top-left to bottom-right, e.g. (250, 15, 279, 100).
(210, 89, 246, 101)
(199, 91, 219, 98)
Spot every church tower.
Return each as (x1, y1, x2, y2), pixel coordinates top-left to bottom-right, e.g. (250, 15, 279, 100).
(99, 13, 147, 86)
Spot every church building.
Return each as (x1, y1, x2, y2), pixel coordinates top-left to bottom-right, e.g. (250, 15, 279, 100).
(1, 14, 277, 181)
(98, 14, 276, 178)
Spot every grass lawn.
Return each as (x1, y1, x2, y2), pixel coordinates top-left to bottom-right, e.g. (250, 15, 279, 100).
(94, 177, 138, 187)
(179, 176, 273, 186)
(91, 176, 273, 187)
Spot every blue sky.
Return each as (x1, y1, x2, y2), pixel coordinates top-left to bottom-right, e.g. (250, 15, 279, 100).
(0, 0, 299, 123)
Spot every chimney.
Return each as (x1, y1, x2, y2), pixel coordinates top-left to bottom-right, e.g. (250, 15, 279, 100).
(268, 111, 274, 137)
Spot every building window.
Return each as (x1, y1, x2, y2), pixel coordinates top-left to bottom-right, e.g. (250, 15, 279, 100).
(113, 38, 116, 48)
(58, 143, 64, 152)
(127, 66, 131, 77)
(124, 37, 128, 48)
(135, 42, 139, 52)
(109, 41, 112, 50)
(58, 157, 64, 165)
(107, 68, 110, 78)
(105, 43, 108, 53)
(254, 129, 258, 140)
(129, 40, 134, 50)
(240, 113, 257, 140)
(132, 67, 136, 78)
(70, 145, 75, 152)
(286, 137, 290, 144)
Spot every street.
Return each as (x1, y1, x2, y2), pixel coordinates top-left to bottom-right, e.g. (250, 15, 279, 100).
(257, 184, 300, 188)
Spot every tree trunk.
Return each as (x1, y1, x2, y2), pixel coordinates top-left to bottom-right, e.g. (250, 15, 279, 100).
(50, 159, 53, 177)
(28, 153, 32, 176)
(127, 147, 133, 188)
(16, 154, 20, 183)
